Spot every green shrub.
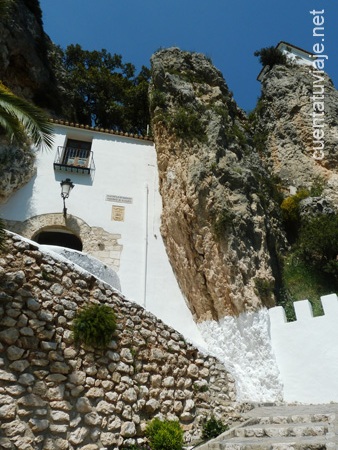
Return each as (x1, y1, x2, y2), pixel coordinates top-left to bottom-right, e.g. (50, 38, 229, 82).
(201, 416, 228, 440)
(254, 277, 274, 306)
(213, 208, 235, 239)
(298, 214, 338, 265)
(150, 89, 167, 112)
(310, 176, 325, 197)
(254, 46, 288, 70)
(169, 106, 206, 141)
(281, 188, 310, 242)
(277, 288, 296, 322)
(145, 418, 183, 450)
(281, 188, 309, 223)
(280, 253, 332, 318)
(72, 303, 117, 348)
(252, 130, 269, 153)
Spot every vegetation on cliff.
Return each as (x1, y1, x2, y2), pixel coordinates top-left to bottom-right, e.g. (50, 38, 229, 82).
(254, 46, 287, 71)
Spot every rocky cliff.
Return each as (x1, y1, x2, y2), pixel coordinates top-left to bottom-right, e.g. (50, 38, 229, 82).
(0, 0, 61, 112)
(0, 140, 35, 204)
(150, 48, 338, 322)
(253, 63, 338, 208)
(150, 48, 286, 322)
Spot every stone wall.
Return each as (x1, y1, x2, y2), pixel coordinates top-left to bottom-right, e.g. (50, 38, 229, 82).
(0, 233, 243, 450)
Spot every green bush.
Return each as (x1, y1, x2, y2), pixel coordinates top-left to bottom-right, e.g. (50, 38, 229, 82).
(254, 277, 274, 306)
(72, 303, 117, 348)
(281, 188, 309, 223)
(310, 176, 325, 197)
(169, 106, 206, 141)
(213, 208, 235, 239)
(298, 214, 338, 265)
(150, 89, 167, 112)
(254, 46, 288, 70)
(280, 188, 310, 242)
(145, 418, 183, 450)
(201, 416, 228, 440)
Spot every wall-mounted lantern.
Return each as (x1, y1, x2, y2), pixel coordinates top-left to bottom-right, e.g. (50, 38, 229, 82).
(60, 178, 74, 218)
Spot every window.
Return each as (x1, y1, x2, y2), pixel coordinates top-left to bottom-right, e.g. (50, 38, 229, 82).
(54, 138, 95, 174)
(62, 139, 92, 168)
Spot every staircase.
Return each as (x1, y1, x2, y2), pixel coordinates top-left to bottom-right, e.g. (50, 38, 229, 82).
(196, 404, 338, 450)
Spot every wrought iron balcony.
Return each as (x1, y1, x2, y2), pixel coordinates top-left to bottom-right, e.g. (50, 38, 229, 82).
(53, 146, 95, 174)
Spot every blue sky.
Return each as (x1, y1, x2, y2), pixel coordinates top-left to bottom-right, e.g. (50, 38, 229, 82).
(40, 0, 337, 113)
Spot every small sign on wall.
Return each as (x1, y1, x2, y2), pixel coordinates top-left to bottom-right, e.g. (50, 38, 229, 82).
(111, 205, 125, 222)
(106, 195, 133, 204)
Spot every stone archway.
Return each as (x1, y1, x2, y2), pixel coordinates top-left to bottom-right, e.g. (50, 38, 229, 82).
(5, 213, 122, 272)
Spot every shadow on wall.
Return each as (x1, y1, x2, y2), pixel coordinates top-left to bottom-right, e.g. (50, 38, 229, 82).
(1, 172, 37, 220)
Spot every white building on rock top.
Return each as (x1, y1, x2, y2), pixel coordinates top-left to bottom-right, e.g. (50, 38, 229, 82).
(257, 41, 315, 81)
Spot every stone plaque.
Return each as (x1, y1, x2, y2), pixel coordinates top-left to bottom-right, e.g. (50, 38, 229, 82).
(111, 206, 125, 222)
(106, 195, 133, 204)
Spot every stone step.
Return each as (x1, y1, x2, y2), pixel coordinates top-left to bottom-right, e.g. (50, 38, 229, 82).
(194, 405, 338, 450)
(255, 414, 334, 425)
(208, 434, 334, 449)
(233, 421, 330, 438)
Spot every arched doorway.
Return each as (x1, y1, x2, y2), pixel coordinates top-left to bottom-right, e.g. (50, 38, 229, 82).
(34, 229, 83, 251)
(6, 213, 122, 272)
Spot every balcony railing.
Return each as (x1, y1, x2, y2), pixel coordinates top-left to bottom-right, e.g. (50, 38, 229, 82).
(53, 146, 95, 175)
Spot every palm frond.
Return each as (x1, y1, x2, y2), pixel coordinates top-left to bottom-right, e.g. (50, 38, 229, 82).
(0, 108, 26, 144)
(0, 83, 54, 150)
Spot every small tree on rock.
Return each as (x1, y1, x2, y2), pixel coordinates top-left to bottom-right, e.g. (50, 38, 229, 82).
(254, 46, 287, 70)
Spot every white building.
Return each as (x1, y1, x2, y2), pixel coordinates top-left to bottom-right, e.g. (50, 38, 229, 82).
(257, 41, 315, 81)
(0, 120, 205, 346)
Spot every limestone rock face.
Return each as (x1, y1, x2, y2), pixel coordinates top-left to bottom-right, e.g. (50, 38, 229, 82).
(150, 48, 286, 322)
(255, 64, 338, 203)
(0, 140, 35, 204)
(0, 0, 61, 112)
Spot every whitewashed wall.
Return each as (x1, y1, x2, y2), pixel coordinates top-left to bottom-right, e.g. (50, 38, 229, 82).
(0, 124, 205, 346)
(269, 293, 338, 404)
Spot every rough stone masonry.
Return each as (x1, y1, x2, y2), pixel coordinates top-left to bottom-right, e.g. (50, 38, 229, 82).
(0, 233, 247, 450)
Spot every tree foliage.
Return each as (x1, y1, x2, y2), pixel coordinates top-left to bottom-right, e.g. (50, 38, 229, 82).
(254, 46, 288, 69)
(57, 44, 150, 134)
(0, 0, 13, 15)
